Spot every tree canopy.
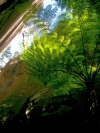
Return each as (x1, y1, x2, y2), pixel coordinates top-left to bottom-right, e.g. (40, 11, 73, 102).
(20, 0, 100, 89)
(20, 0, 100, 126)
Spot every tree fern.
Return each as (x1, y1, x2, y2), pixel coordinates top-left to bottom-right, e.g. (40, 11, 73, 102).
(20, 0, 100, 123)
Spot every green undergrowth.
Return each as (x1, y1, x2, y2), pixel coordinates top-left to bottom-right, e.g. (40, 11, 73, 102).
(0, 80, 49, 123)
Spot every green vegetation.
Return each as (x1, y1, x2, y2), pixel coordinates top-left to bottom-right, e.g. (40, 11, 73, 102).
(0, 0, 100, 131)
(20, 0, 100, 130)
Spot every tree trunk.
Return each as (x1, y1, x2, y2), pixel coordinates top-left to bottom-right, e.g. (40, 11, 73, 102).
(87, 83, 99, 129)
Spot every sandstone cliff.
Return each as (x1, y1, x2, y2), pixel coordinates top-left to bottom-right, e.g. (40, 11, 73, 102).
(0, 57, 49, 101)
(0, 57, 50, 124)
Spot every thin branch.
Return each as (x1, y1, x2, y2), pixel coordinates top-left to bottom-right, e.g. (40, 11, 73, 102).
(62, 44, 86, 80)
(78, 16, 88, 78)
(61, 61, 85, 82)
(96, 61, 100, 71)
(0, 58, 6, 64)
(70, 70, 86, 84)
(90, 44, 98, 78)
(92, 68, 100, 82)
(71, 68, 85, 82)
(90, 31, 100, 78)
(45, 68, 85, 84)
(46, 69, 67, 73)
(93, 78, 100, 87)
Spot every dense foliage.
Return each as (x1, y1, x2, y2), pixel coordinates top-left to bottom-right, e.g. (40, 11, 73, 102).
(20, 0, 100, 130)
(0, 0, 100, 131)
(21, 1, 100, 91)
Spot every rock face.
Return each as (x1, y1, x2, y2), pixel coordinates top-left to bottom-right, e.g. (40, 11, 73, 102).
(0, 57, 48, 103)
(0, 57, 24, 90)
(0, 57, 25, 101)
